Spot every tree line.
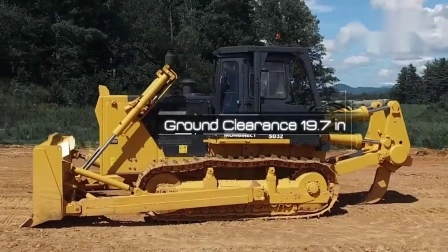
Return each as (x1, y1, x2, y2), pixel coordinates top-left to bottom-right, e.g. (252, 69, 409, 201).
(0, 0, 338, 106)
(390, 58, 448, 108)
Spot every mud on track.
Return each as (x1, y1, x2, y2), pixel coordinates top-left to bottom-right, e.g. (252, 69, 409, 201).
(0, 146, 447, 251)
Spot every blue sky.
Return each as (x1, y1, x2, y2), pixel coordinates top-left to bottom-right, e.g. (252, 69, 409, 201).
(305, 0, 448, 87)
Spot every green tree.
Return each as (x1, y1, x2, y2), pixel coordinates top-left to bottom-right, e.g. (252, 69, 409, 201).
(173, 0, 257, 92)
(1, 0, 337, 106)
(1, 0, 128, 105)
(422, 58, 448, 103)
(391, 64, 424, 104)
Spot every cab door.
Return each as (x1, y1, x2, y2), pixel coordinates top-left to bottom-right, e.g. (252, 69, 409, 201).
(218, 58, 244, 113)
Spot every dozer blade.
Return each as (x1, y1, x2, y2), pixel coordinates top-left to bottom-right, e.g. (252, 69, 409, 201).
(21, 133, 270, 227)
(364, 166, 392, 204)
(20, 133, 76, 228)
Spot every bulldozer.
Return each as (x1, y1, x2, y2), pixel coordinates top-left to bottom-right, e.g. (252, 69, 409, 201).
(21, 46, 412, 227)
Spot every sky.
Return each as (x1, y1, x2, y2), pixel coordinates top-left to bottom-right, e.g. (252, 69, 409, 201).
(303, 0, 448, 87)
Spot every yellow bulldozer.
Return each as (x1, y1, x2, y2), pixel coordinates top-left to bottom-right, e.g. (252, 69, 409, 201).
(21, 46, 412, 227)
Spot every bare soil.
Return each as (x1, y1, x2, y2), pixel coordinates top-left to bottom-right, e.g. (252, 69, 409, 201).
(0, 145, 447, 251)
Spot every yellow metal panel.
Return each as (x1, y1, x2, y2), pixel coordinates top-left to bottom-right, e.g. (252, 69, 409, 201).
(99, 97, 162, 175)
(98, 96, 164, 175)
(22, 133, 70, 227)
(179, 145, 188, 153)
(78, 188, 257, 216)
(31, 146, 65, 223)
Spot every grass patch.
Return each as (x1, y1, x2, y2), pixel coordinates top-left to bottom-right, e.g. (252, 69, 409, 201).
(0, 102, 97, 147)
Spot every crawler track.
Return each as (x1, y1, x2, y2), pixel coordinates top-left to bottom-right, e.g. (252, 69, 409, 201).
(135, 154, 341, 222)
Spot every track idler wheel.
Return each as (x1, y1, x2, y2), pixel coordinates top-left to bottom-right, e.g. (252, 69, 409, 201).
(143, 172, 181, 193)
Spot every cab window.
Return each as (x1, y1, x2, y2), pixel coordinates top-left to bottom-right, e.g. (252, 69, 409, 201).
(249, 62, 287, 99)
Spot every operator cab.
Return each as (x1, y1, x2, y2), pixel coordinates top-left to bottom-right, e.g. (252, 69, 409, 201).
(213, 46, 321, 114)
(144, 46, 329, 156)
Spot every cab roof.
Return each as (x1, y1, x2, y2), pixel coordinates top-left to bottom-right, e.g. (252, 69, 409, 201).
(213, 46, 309, 56)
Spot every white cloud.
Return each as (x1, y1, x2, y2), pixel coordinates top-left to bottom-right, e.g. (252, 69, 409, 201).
(303, 0, 333, 13)
(323, 22, 369, 54)
(417, 65, 427, 74)
(322, 39, 335, 63)
(323, 52, 333, 63)
(323, 39, 335, 52)
(324, 0, 448, 86)
(371, 0, 425, 11)
(326, 1, 448, 57)
(379, 81, 396, 85)
(344, 55, 370, 65)
(420, 5, 448, 52)
(337, 22, 369, 46)
(378, 68, 390, 77)
(366, 1, 448, 55)
(392, 56, 433, 66)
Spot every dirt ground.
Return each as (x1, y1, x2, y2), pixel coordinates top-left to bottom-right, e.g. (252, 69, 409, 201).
(0, 146, 447, 252)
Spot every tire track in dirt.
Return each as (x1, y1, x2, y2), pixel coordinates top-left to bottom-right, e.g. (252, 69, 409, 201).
(0, 195, 31, 209)
(0, 183, 32, 191)
(342, 204, 448, 226)
(0, 194, 32, 227)
(0, 213, 30, 227)
(0, 189, 31, 197)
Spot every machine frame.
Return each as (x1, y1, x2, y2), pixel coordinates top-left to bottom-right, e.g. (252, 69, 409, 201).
(20, 46, 413, 228)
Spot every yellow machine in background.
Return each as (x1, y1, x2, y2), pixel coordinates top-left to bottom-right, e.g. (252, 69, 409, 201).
(21, 46, 412, 227)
